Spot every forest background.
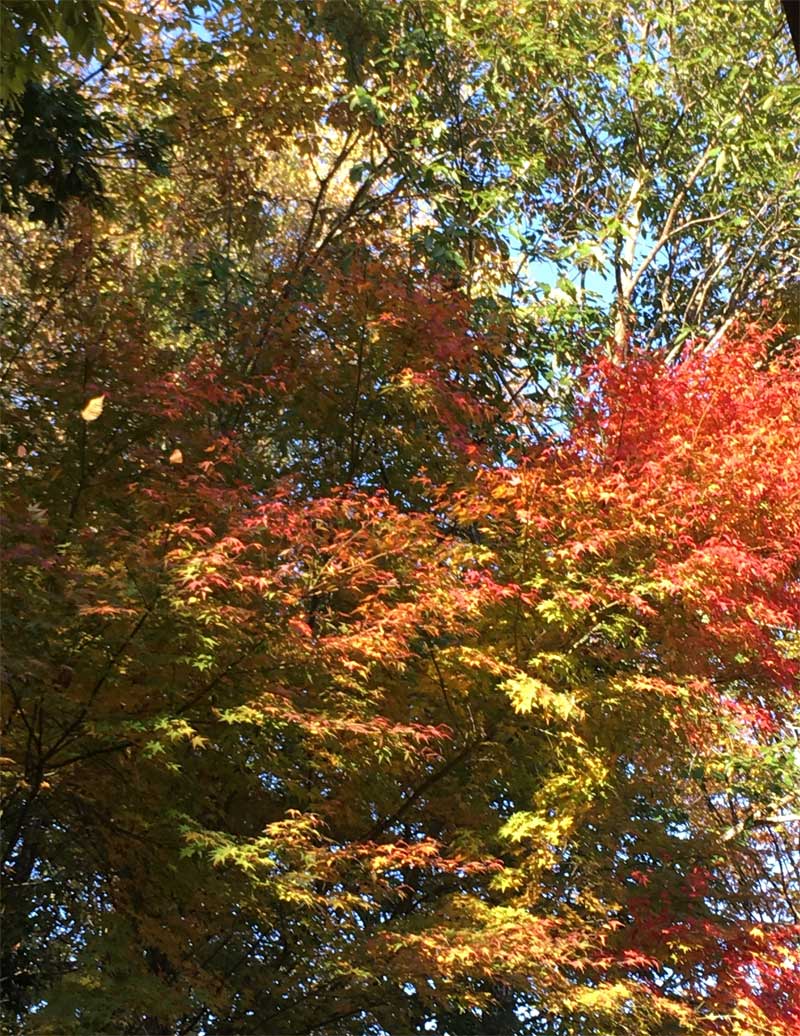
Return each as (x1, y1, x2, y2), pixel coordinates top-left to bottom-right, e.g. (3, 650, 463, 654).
(1, 1, 800, 1034)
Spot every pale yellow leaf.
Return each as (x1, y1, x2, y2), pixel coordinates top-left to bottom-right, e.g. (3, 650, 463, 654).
(80, 395, 105, 422)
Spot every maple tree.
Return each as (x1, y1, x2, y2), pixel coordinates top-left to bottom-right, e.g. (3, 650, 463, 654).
(2, 2, 799, 1035)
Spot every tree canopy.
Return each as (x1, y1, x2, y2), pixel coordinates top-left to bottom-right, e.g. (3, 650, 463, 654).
(1, 2, 799, 1035)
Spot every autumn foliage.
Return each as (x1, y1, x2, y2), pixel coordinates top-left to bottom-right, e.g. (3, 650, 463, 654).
(2, 2, 800, 1035)
(4, 302, 799, 1033)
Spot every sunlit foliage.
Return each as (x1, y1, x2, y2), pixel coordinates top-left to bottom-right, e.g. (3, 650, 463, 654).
(2, 2, 798, 1034)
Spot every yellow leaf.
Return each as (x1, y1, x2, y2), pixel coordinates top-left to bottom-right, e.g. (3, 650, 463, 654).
(169, 449, 183, 464)
(80, 395, 105, 422)
(572, 981, 632, 1011)
(502, 673, 576, 719)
